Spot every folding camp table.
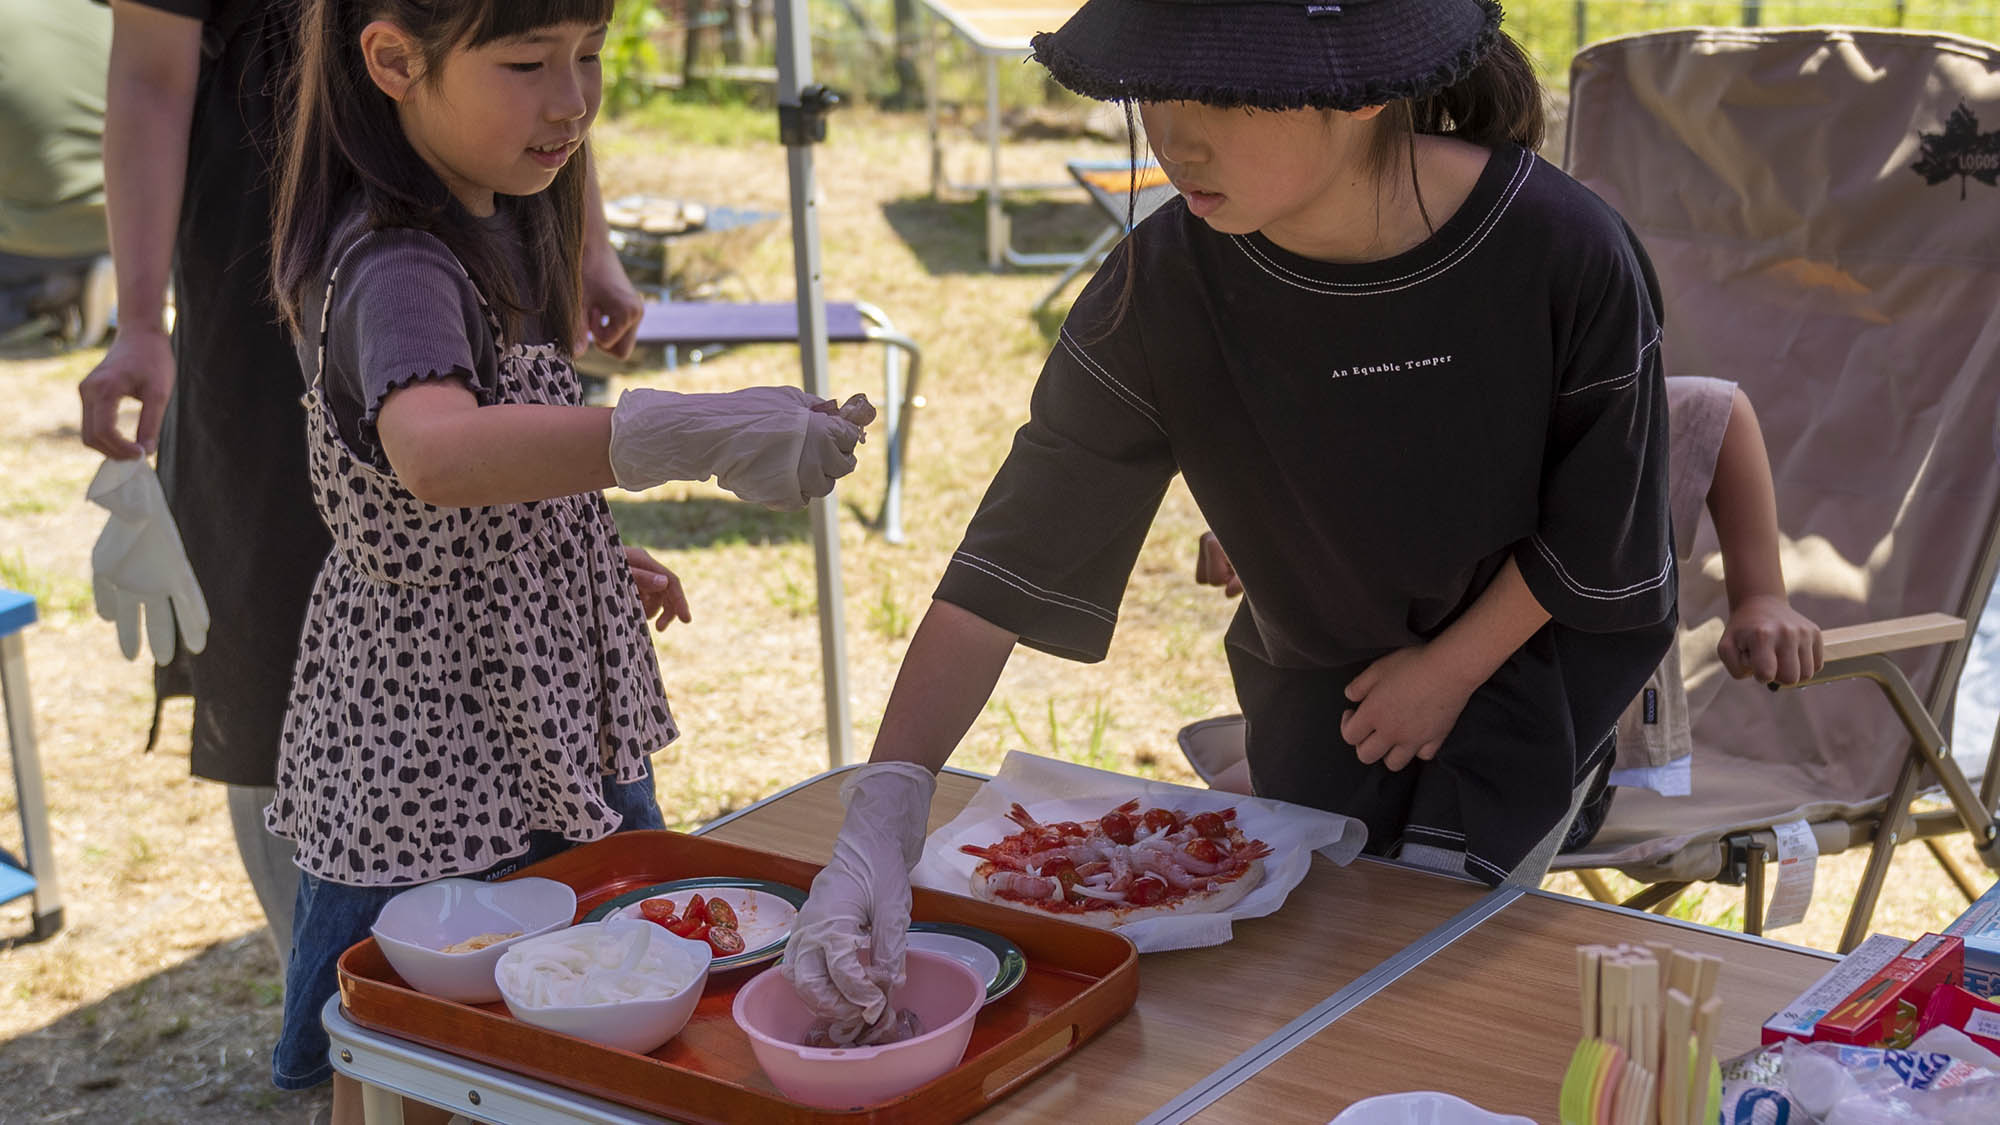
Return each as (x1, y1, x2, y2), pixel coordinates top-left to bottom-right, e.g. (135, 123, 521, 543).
(623, 299, 923, 544)
(325, 767, 1841, 1123)
(917, 0, 1091, 270)
(1, 588, 61, 944)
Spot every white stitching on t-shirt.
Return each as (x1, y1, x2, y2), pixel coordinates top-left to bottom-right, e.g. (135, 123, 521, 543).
(949, 551, 1119, 625)
(1231, 150, 1534, 297)
(1058, 329, 1167, 435)
(1464, 851, 1511, 881)
(1405, 824, 1467, 842)
(1558, 325, 1661, 398)
(1529, 536, 1674, 601)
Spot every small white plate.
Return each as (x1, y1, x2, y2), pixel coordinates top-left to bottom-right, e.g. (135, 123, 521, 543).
(906, 922, 1027, 1005)
(907, 932, 1000, 987)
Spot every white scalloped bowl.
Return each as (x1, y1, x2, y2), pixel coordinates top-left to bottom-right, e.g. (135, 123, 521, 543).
(369, 877, 576, 1003)
(495, 919, 714, 1055)
(1330, 1092, 1537, 1125)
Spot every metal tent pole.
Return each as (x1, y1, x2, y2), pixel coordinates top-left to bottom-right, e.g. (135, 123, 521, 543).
(774, 0, 854, 768)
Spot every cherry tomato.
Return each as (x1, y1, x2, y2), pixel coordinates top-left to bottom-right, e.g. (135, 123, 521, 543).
(705, 926, 746, 956)
(1141, 808, 1181, 834)
(1188, 811, 1228, 839)
(684, 893, 709, 925)
(1128, 874, 1169, 906)
(638, 898, 678, 926)
(1184, 837, 1225, 864)
(683, 921, 710, 943)
(1041, 858, 1081, 897)
(704, 898, 738, 929)
(1098, 811, 1136, 845)
(665, 915, 701, 939)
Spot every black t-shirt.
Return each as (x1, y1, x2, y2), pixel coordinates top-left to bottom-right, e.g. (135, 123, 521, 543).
(938, 145, 1677, 881)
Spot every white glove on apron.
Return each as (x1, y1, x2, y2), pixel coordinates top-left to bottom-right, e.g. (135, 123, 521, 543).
(86, 459, 210, 666)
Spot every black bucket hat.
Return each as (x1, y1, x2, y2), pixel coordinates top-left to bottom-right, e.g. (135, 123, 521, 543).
(1030, 0, 1504, 112)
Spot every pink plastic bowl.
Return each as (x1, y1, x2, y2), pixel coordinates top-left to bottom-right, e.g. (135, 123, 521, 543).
(731, 950, 984, 1109)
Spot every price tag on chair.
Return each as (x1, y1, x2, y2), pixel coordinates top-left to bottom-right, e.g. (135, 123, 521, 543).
(1765, 819, 1819, 929)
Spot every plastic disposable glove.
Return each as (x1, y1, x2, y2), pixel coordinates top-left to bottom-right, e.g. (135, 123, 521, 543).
(607, 386, 863, 510)
(782, 761, 936, 1045)
(85, 459, 209, 665)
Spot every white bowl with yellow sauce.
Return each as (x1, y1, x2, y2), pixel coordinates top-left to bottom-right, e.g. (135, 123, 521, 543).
(370, 876, 577, 1003)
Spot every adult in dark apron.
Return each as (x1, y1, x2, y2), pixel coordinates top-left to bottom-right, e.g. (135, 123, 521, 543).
(82, 0, 321, 966)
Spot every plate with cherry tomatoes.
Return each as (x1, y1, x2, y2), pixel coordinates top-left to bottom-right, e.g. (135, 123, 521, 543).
(585, 877, 806, 971)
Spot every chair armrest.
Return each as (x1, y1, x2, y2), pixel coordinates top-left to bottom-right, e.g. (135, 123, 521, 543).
(1819, 613, 1965, 662)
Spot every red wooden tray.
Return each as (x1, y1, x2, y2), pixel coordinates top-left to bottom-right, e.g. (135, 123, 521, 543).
(338, 830, 1139, 1123)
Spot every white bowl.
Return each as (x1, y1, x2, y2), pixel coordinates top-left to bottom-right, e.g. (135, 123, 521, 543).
(1330, 1092, 1537, 1125)
(496, 919, 714, 1055)
(370, 877, 576, 1003)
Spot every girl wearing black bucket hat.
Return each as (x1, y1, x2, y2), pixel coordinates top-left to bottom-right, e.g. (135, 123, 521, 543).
(786, 0, 1676, 1041)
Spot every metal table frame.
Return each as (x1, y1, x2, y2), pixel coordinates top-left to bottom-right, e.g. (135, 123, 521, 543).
(917, 1, 1093, 271)
(324, 765, 1836, 1123)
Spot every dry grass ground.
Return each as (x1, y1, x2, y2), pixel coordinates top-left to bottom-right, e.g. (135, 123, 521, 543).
(0, 107, 1990, 1123)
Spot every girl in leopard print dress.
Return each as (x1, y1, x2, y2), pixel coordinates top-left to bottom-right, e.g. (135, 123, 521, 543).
(262, 0, 867, 1110)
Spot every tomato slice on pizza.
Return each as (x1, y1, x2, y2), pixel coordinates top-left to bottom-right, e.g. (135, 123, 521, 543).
(959, 800, 1273, 928)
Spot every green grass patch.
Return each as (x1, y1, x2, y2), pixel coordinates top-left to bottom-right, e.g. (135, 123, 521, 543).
(1508, 1, 2000, 82)
(0, 551, 92, 617)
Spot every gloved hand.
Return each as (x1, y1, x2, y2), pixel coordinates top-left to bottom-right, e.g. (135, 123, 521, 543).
(782, 761, 937, 1045)
(607, 386, 864, 510)
(86, 459, 209, 665)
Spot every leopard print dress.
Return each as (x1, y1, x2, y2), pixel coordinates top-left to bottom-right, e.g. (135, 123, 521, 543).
(267, 237, 678, 886)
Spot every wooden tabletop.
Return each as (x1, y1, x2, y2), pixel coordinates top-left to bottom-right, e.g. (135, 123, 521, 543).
(707, 769, 1497, 1122)
(1192, 891, 1838, 1123)
(333, 768, 1852, 1124)
(915, 0, 1085, 52)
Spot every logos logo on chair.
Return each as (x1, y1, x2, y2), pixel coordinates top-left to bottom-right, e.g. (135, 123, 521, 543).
(1911, 103, 2000, 201)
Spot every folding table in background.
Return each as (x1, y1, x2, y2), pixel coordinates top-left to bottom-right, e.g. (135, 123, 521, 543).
(916, 0, 1090, 270)
(1, 588, 61, 944)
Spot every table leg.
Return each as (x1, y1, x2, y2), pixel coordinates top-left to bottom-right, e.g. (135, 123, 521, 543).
(985, 51, 1005, 270)
(2, 630, 62, 940)
(360, 1081, 407, 1125)
(923, 7, 943, 196)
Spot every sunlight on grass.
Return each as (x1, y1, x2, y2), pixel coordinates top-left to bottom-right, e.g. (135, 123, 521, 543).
(0, 551, 91, 617)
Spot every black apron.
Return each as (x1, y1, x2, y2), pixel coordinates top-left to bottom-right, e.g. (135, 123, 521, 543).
(152, 0, 329, 787)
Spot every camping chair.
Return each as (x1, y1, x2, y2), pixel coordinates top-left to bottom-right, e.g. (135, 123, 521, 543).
(1179, 27, 2000, 953)
(1548, 26, 2000, 952)
(1, 588, 62, 944)
(1031, 159, 1180, 315)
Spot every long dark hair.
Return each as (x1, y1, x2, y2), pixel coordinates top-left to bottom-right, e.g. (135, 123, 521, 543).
(1088, 29, 1546, 339)
(1368, 30, 1545, 230)
(272, 0, 613, 353)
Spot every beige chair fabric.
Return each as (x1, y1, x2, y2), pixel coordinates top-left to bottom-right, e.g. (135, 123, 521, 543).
(1552, 27, 2000, 883)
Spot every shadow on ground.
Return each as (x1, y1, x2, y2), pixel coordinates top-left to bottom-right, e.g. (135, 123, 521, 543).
(880, 194, 1112, 277)
(0, 931, 328, 1125)
(608, 496, 812, 550)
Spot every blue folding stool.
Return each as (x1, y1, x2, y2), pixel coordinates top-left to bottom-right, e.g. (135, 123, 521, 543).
(1, 588, 62, 943)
